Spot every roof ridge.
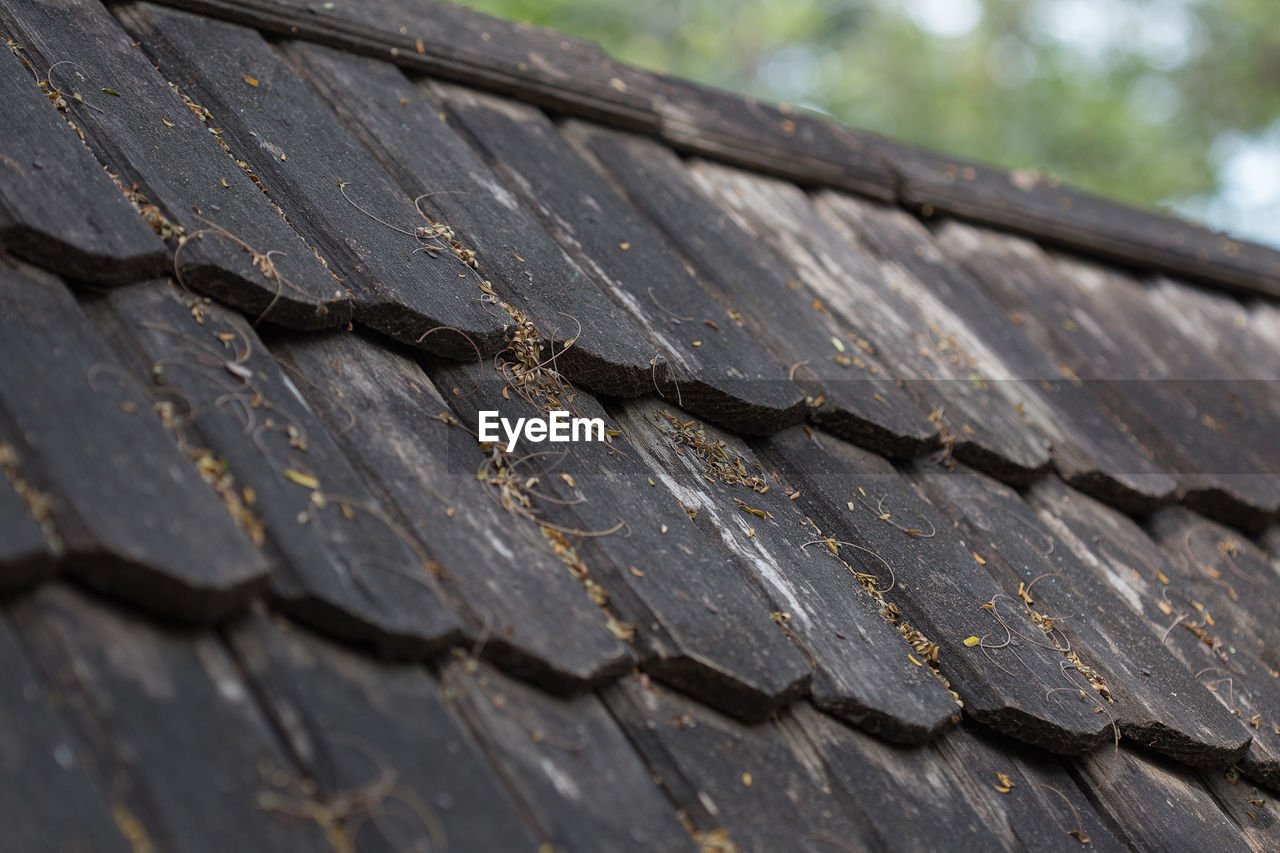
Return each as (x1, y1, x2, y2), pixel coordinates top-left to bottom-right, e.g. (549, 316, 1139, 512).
(140, 0, 1280, 300)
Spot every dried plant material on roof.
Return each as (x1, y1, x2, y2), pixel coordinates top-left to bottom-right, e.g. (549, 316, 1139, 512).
(657, 411, 768, 493)
(0, 441, 63, 555)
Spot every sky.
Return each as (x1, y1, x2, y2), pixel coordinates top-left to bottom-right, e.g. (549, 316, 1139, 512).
(903, 0, 1280, 249)
(466, 0, 1280, 249)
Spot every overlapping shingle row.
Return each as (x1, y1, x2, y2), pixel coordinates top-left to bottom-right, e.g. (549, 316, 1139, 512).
(1, 0, 1279, 850)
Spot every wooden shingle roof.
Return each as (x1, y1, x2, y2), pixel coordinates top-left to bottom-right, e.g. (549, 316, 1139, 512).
(2, 1, 1280, 850)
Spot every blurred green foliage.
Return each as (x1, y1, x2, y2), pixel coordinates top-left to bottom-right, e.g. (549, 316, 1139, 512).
(458, 0, 1280, 220)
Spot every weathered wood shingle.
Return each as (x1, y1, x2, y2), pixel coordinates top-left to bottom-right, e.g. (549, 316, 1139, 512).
(429, 363, 812, 716)
(0, 609, 131, 853)
(694, 163, 1053, 483)
(1, 0, 352, 328)
(936, 221, 1280, 527)
(884, 139, 1280, 301)
(443, 660, 698, 852)
(0, 1, 1277, 848)
(228, 610, 546, 852)
(604, 676, 875, 853)
(914, 465, 1248, 767)
(436, 87, 807, 434)
(120, 2, 509, 357)
(614, 398, 958, 742)
(0, 264, 269, 622)
(0, 39, 166, 282)
(574, 126, 940, 458)
(759, 428, 1112, 753)
(1033, 478, 1280, 789)
(9, 584, 336, 852)
(827, 194, 1177, 512)
(89, 282, 464, 656)
(274, 332, 635, 692)
(282, 41, 662, 396)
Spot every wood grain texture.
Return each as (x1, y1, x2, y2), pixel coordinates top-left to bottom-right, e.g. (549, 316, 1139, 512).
(928, 721, 1126, 852)
(914, 465, 1248, 768)
(132, 0, 661, 130)
(654, 74, 895, 200)
(1196, 765, 1280, 853)
(576, 125, 939, 458)
(0, 0, 351, 328)
(793, 707, 1128, 852)
(614, 398, 958, 743)
(8, 584, 335, 853)
(442, 659, 698, 852)
(785, 705, 1017, 853)
(435, 87, 806, 435)
(1073, 744, 1254, 853)
(604, 676, 876, 853)
(692, 163, 1052, 484)
(827, 193, 1177, 512)
(120, 2, 508, 357)
(282, 41, 659, 396)
(429, 363, 811, 718)
(936, 221, 1280, 528)
(885, 138, 1280, 301)
(1035, 479, 1280, 789)
(274, 331, 635, 692)
(89, 282, 464, 657)
(1147, 278, 1280, 384)
(1049, 253, 1280, 496)
(0, 607, 132, 853)
(130, 0, 1280, 303)
(0, 265, 268, 622)
(227, 610, 546, 852)
(1149, 507, 1280, 676)
(0, 41, 165, 283)
(759, 427, 1113, 754)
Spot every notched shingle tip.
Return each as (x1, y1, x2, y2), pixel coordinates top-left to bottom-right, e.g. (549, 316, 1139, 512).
(466, 632, 634, 698)
(1059, 468, 1177, 517)
(175, 257, 354, 332)
(1120, 718, 1252, 771)
(813, 692, 958, 746)
(657, 379, 807, 437)
(64, 548, 269, 627)
(642, 654, 812, 725)
(965, 699, 1115, 757)
(809, 405, 941, 461)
